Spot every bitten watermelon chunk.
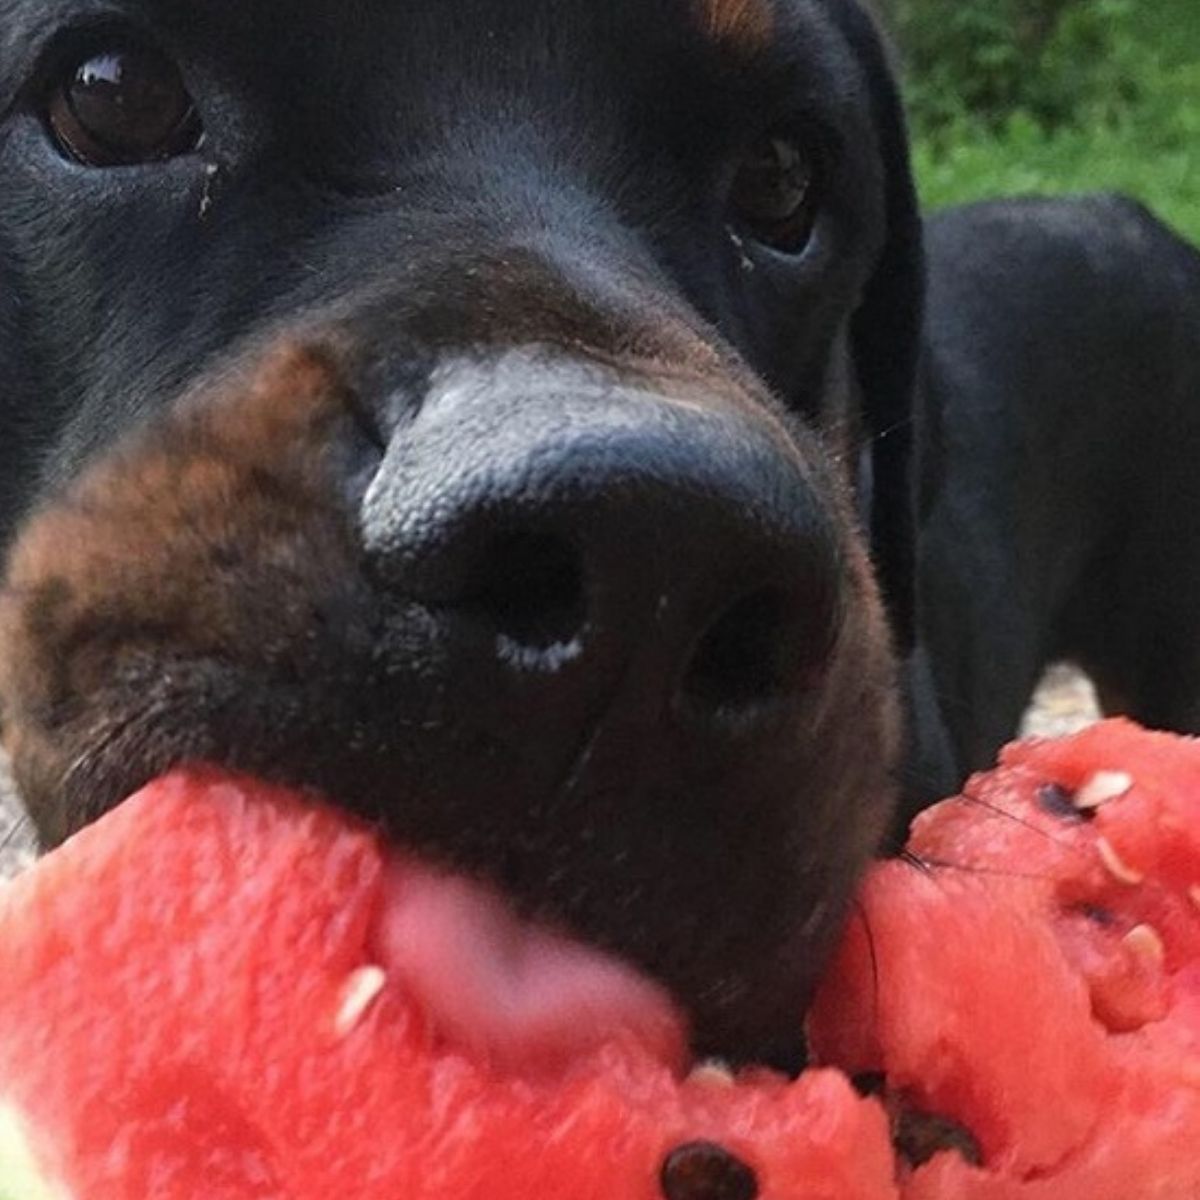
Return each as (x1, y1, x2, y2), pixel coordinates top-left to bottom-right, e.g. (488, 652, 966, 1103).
(1, 719, 1199, 1198)
(0, 770, 894, 1200)
(809, 719, 1200, 1196)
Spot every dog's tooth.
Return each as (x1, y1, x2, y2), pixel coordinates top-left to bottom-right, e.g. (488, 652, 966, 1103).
(687, 1060, 736, 1089)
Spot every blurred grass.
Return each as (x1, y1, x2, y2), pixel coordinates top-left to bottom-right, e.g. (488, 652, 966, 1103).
(906, 0, 1200, 243)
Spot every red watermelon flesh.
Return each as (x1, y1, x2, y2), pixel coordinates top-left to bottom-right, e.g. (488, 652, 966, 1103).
(0, 719, 1198, 1198)
(0, 768, 895, 1200)
(808, 719, 1200, 1196)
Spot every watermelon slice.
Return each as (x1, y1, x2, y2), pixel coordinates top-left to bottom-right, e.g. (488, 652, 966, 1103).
(809, 719, 1200, 1196)
(0, 718, 1198, 1198)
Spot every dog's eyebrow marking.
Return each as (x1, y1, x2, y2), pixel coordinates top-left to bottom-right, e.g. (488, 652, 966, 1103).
(695, 0, 774, 50)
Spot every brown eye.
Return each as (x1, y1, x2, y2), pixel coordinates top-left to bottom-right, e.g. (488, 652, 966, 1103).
(729, 136, 818, 253)
(46, 43, 201, 167)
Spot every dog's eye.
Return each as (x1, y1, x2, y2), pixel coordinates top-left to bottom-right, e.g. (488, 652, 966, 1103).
(729, 136, 818, 254)
(46, 43, 201, 167)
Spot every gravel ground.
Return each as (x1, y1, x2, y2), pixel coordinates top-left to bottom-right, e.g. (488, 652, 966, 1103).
(0, 663, 1105, 883)
(1020, 662, 1103, 738)
(0, 754, 34, 881)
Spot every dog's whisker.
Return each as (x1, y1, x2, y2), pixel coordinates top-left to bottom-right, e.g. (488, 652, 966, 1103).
(0, 811, 31, 855)
(909, 855, 1060, 883)
(961, 794, 1082, 846)
(898, 847, 934, 874)
(849, 895, 882, 1027)
(848, 415, 916, 459)
(60, 693, 189, 798)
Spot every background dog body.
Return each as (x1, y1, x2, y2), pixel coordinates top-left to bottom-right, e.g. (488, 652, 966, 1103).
(914, 194, 1200, 806)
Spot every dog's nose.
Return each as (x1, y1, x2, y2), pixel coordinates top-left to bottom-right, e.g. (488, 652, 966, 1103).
(362, 354, 841, 740)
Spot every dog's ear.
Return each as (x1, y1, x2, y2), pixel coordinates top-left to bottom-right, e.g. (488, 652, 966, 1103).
(829, 0, 925, 652)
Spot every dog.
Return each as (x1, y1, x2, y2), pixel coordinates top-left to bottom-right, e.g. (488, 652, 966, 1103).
(0, 0, 1197, 1071)
(916, 194, 1200, 790)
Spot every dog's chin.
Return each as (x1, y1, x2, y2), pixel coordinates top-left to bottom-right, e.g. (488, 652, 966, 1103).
(6, 682, 889, 1076)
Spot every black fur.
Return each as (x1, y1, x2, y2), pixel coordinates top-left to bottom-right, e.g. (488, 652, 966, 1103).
(914, 194, 1200, 795)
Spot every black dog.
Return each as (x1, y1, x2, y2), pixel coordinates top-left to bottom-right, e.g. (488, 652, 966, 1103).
(0, 0, 1197, 1070)
(916, 195, 1200, 791)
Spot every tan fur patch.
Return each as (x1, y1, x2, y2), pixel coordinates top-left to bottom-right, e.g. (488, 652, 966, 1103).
(0, 342, 366, 836)
(696, 0, 774, 50)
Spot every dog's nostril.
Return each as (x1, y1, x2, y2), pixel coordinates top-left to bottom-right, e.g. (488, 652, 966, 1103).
(678, 587, 803, 728)
(463, 531, 586, 656)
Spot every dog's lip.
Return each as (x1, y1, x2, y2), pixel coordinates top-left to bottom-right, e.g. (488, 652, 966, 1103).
(369, 850, 689, 1076)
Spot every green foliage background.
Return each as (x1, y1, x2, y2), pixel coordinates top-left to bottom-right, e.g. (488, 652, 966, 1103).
(882, 0, 1200, 243)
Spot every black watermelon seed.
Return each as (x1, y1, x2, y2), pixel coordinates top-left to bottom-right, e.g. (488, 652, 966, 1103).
(660, 1141, 759, 1200)
(893, 1107, 983, 1169)
(1038, 782, 1088, 822)
(1074, 902, 1118, 928)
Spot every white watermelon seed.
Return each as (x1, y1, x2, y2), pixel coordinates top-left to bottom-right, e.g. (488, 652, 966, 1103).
(334, 965, 388, 1037)
(1096, 837, 1144, 886)
(1122, 924, 1166, 968)
(1074, 771, 1134, 811)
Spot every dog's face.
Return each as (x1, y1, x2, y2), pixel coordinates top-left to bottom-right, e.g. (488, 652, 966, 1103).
(0, 0, 919, 1066)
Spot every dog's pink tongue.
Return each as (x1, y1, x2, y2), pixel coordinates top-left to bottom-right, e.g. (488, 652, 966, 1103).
(373, 856, 687, 1076)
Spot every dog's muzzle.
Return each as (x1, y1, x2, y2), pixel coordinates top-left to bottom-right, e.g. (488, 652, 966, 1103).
(0, 338, 893, 1066)
(362, 350, 841, 750)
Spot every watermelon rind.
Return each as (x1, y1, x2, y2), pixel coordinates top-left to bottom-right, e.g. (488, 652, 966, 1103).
(0, 1104, 71, 1200)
